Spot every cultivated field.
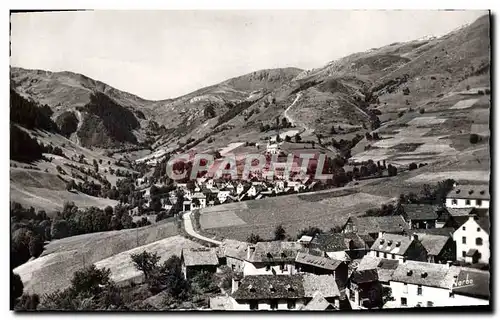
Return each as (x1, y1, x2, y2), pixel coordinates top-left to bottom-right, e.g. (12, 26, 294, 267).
(198, 188, 391, 242)
(14, 220, 178, 295)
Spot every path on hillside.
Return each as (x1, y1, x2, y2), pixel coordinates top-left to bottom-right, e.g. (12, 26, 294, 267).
(182, 211, 222, 246)
(283, 93, 314, 136)
(74, 110, 83, 146)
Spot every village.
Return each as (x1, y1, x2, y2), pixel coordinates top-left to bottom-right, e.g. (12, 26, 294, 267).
(175, 182, 490, 310)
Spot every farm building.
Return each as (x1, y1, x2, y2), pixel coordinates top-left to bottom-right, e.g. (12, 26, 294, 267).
(342, 216, 409, 239)
(347, 269, 383, 309)
(452, 214, 490, 265)
(410, 232, 455, 264)
(243, 241, 305, 276)
(401, 204, 440, 229)
(309, 232, 370, 260)
(181, 248, 219, 280)
(219, 239, 249, 273)
(369, 233, 427, 262)
(295, 252, 348, 283)
(356, 255, 400, 286)
(445, 184, 489, 209)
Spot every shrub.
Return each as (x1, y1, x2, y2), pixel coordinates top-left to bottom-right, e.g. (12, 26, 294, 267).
(469, 134, 480, 144)
(485, 88, 491, 95)
(247, 233, 263, 244)
(398, 111, 405, 118)
(419, 108, 425, 114)
(466, 85, 471, 91)
(408, 163, 418, 171)
(478, 90, 485, 95)
(273, 225, 286, 241)
(403, 87, 410, 95)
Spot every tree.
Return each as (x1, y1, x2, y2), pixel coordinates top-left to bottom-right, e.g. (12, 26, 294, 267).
(51, 219, 70, 239)
(408, 163, 418, 171)
(387, 164, 398, 177)
(297, 226, 322, 239)
(273, 224, 286, 241)
(403, 87, 410, 95)
(247, 233, 264, 244)
(204, 104, 216, 119)
(330, 126, 336, 134)
(15, 294, 40, 311)
(294, 133, 302, 143)
(11, 271, 24, 309)
(131, 251, 161, 279)
(419, 108, 425, 114)
(365, 132, 373, 140)
(71, 265, 111, 296)
(470, 134, 480, 144)
(29, 234, 44, 258)
(191, 270, 218, 294)
(284, 135, 291, 142)
(66, 179, 77, 191)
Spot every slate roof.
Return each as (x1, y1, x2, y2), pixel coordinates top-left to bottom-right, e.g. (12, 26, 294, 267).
(347, 215, 409, 235)
(476, 217, 490, 234)
(356, 256, 399, 283)
(301, 292, 333, 310)
(181, 248, 219, 267)
(451, 269, 490, 299)
(446, 208, 474, 217)
(219, 239, 248, 261)
(409, 228, 455, 237)
(302, 274, 341, 298)
(295, 252, 344, 271)
(310, 232, 368, 252)
(390, 260, 450, 289)
(446, 185, 490, 200)
(402, 204, 439, 221)
(232, 275, 305, 300)
(415, 234, 450, 256)
(370, 233, 414, 255)
(351, 269, 378, 284)
(247, 241, 305, 263)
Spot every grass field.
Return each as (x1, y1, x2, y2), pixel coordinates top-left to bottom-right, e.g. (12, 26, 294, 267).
(14, 220, 179, 295)
(198, 188, 391, 242)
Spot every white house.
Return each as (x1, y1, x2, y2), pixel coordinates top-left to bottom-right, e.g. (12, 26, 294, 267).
(246, 186, 258, 198)
(445, 184, 489, 209)
(217, 190, 231, 204)
(266, 141, 281, 155)
(191, 192, 207, 209)
(369, 233, 427, 262)
(236, 183, 245, 195)
(452, 215, 490, 265)
(389, 261, 490, 308)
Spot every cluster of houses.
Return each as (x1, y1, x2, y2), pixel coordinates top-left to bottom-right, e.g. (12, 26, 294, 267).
(177, 183, 490, 310)
(141, 177, 318, 212)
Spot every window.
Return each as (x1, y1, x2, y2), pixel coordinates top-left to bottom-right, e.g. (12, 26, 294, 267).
(401, 297, 407, 306)
(376, 251, 380, 257)
(384, 252, 387, 258)
(452, 199, 457, 205)
(231, 264, 235, 271)
(403, 284, 408, 294)
(462, 251, 466, 258)
(476, 238, 483, 246)
(477, 199, 482, 206)
(462, 226, 466, 231)
(466, 200, 471, 205)
(287, 300, 296, 309)
(449, 292, 455, 298)
(417, 285, 423, 296)
(392, 254, 396, 259)
(250, 301, 258, 310)
(477, 228, 481, 232)
(265, 265, 271, 271)
(270, 300, 278, 310)
(427, 301, 434, 307)
(462, 237, 466, 244)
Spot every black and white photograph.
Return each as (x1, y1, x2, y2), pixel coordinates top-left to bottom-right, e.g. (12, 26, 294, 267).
(8, 7, 492, 312)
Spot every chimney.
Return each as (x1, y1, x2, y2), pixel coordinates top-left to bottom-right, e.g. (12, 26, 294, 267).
(231, 277, 241, 294)
(378, 231, 385, 239)
(247, 245, 256, 260)
(334, 298, 340, 309)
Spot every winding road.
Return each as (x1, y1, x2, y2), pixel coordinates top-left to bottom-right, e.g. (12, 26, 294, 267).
(283, 93, 315, 137)
(182, 211, 222, 246)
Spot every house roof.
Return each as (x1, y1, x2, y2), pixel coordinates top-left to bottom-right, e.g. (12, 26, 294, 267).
(219, 239, 249, 261)
(357, 256, 399, 283)
(301, 292, 333, 310)
(310, 232, 368, 252)
(476, 217, 490, 234)
(390, 260, 450, 289)
(297, 235, 313, 243)
(247, 241, 305, 263)
(347, 215, 409, 235)
(402, 204, 439, 221)
(351, 269, 378, 284)
(232, 275, 305, 300)
(370, 233, 414, 255)
(451, 269, 490, 299)
(302, 274, 341, 298)
(446, 185, 489, 200)
(446, 208, 474, 217)
(295, 252, 344, 271)
(181, 248, 219, 267)
(409, 228, 455, 237)
(415, 234, 450, 256)
(209, 296, 234, 310)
